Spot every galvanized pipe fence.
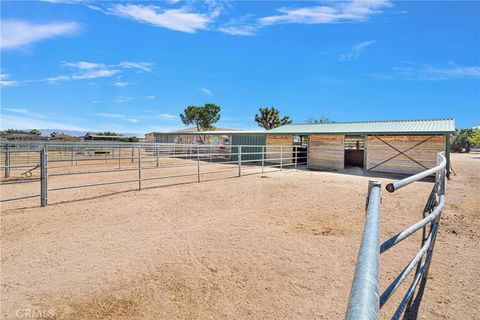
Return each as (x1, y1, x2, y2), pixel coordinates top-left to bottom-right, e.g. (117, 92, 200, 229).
(1, 142, 308, 206)
(346, 152, 447, 320)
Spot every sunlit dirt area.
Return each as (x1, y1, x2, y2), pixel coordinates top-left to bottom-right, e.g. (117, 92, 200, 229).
(1, 153, 479, 319)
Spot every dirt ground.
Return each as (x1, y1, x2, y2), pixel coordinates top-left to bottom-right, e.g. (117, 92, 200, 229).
(1, 153, 479, 319)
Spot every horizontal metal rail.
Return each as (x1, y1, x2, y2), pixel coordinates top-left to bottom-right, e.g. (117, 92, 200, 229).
(0, 194, 41, 202)
(48, 179, 140, 192)
(386, 154, 447, 192)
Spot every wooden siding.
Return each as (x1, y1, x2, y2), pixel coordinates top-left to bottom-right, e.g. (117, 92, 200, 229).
(308, 134, 345, 170)
(266, 135, 293, 164)
(366, 135, 445, 175)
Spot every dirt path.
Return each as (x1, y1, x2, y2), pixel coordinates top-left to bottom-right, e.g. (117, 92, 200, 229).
(1, 153, 478, 319)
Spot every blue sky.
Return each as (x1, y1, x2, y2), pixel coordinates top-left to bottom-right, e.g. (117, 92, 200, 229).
(1, 0, 479, 135)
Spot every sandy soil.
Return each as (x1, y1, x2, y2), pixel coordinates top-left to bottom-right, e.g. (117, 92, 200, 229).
(1, 153, 479, 319)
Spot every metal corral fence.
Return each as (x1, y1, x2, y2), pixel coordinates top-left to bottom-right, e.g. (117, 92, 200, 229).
(1, 142, 307, 207)
(346, 152, 447, 319)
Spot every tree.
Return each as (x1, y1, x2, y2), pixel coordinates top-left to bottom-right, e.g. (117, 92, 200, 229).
(305, 116, 335, 124)
(180, 103, 221, 131)
(451, 128, 475, 152)
(254, 107, 292, 130)
(97, 131, 120, 136)
(29, 129, 41, 136)
(468, 129, 480, 149)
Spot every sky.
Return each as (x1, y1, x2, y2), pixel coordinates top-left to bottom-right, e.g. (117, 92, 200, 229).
(1, 0, 479, 135)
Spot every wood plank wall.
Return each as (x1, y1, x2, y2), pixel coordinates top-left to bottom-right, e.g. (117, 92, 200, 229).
(265, 135, 293, 164)
(308, 134, 345, 170)
(366, 135, 445, 175)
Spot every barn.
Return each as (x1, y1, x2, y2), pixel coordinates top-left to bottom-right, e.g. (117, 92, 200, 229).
(266, 118, 455, 176)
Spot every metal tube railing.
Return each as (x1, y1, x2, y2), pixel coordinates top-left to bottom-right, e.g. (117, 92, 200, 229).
(385, 153, 447, 193)
(346, 180, 381, 320)
(346, 152, 447, 319)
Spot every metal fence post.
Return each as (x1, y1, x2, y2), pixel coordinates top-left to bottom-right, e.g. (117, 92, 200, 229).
(4, 144, 11, 178)
(40, 147, 48, 207)
(294, 145, 298, 169)
(280, 146, 283, 169)
(156, 145, 159, 167)
(131, 146, 134, 163)
(197, 145, 201, 182)
(137, 146, 142, 191)
(238, 146, 242, 177)
(261, 146, 265, 174)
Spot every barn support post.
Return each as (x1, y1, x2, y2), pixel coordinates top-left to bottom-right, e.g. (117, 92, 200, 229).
(137, 146, 142, 191)
(238, 146, 242, 177)
(4, 144, 11, 178)
(40, 146, 48, 207)
(197, 145, 200, 183)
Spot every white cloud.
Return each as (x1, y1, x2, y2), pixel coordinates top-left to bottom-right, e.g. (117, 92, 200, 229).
(394, 63, 480, 80)
(259, 0, 391, 26)
(91, 100, 102, 104)
(156, 113, 177, 120)
(64, 61, 105, 69)
(113, 80, 130, 87)
(0, 114, 92, 132)
(1, 20, 79, 49)
(145, 95, 156, 99)
(114, 96, 134, 103)
(197, 87, 213, 95)
(0, 73, 18, 87)
(218, 25, 256, 36)
(339, 40, 376, 61)
(110, 4, 213, 33)
(3, 107, 28, 114)
(119, 61, 154, 72)
(95, 113, 126, 119)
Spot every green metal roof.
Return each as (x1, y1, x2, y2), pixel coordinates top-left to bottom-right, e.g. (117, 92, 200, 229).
(267, 118, 455, 135)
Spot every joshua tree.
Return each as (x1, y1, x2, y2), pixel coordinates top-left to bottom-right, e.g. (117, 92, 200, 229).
(254, 107, 292, 130)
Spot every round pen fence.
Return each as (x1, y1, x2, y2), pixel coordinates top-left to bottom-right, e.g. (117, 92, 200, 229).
(1, 142, 308, 207)
(1, 142, 448, 318)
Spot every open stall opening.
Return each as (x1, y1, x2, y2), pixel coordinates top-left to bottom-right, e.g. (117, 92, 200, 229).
(293, 135, 308, 164)
(344, 135, 365, 168)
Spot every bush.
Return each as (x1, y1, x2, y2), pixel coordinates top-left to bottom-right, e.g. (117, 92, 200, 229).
(451, 129, 475, 152)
